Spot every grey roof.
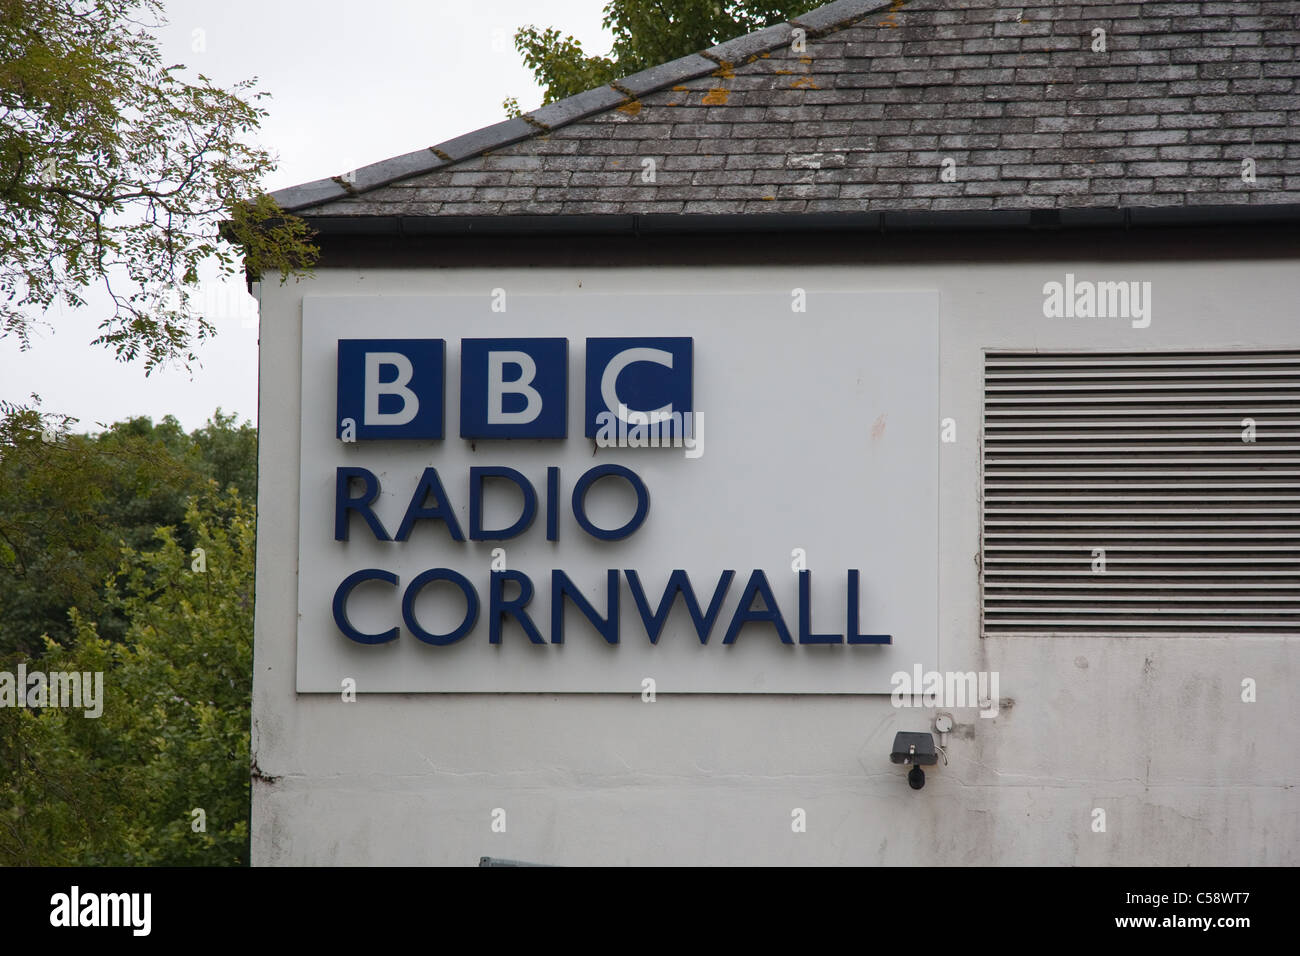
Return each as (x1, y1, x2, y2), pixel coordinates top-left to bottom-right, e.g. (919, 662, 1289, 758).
(273, 0, 1300, 219)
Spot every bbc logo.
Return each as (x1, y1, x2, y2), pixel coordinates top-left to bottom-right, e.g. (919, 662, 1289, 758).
(337, 337, 693, 441)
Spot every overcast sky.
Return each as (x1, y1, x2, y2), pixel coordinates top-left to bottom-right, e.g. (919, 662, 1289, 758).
(2, 0, 611, 432)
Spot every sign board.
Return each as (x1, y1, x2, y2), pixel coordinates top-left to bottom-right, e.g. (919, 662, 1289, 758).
(297, 292, 939, 692)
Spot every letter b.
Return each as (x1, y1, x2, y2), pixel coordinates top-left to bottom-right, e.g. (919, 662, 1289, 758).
(461, 338, 567, 438)
(337, 339, 445, 440)
(365, 352, 418, 426)
(488, 352, 541, 425)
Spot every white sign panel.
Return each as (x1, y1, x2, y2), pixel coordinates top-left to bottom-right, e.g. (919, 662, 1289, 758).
(297, 292, 938, 692)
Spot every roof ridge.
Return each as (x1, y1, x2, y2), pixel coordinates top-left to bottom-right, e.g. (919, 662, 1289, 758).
(269, 0, 895, 213)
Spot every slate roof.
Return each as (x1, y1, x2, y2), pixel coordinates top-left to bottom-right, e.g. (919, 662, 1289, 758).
(273, 0, 1300, 220)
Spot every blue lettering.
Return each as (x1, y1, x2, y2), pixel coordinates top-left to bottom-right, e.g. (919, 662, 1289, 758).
(846, 569, 891, 644)
(489, 570, 546, 644)
(335, 467, 390, 541)
(395, 467, 465, 542)
(402, 568, 479, 645)
(723, 570, 793, 645)
(626, 569, 734, 645)
(332, 568, 399, 644)
(470, 467, 538, 541)
(798, 569, 843, 644)
(550, 570, 619, 644)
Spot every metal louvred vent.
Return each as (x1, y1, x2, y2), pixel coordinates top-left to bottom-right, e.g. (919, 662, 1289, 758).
(981, 350, 1300, 636)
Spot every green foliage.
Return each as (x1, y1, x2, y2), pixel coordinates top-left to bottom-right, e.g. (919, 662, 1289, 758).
(0, 0, 275, 866)
(221, 191, 318, 286)
(512, 25, 618, 108)
(0, 0, 316, 372)
(189, 409, 258, 499)
(510, 0, 825, 108)
(0, 487, 254, 865)
(0, 406, 257, 657)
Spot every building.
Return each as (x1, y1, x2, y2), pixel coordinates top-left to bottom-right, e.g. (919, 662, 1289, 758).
(248, 0, 1300, 865)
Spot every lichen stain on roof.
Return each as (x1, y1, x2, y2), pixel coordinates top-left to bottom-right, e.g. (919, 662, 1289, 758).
(879, 0, 906, 28)
(272, 0, 1300, 219)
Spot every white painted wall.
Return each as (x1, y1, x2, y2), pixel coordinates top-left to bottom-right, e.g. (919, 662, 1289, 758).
(251, 257, 1300, 865)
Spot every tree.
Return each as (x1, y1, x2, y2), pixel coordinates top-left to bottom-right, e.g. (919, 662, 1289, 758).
(506, 0, 825, 113)
(189, 408, 257, 499)
(0, 486, 254, 865)
(0, 0, 315, 373)
(0, 408, 258, 657)
(0, 0, 283, 867)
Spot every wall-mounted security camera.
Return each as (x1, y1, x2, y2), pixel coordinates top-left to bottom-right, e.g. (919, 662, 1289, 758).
(890, 731, 938, 790)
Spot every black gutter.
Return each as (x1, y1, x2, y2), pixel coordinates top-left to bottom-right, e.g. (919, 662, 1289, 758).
(295, 204, 1300, 238)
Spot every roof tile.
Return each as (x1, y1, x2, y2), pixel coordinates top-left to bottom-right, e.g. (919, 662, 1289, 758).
(278, 0, 1300, 219)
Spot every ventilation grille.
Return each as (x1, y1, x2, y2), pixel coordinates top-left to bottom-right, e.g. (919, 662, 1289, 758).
(982, 350, 1300, 636)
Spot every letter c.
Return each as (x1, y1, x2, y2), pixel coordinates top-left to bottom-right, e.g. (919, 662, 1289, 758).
(333, 569, 399, 644)
(601, 347, 673, 424)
